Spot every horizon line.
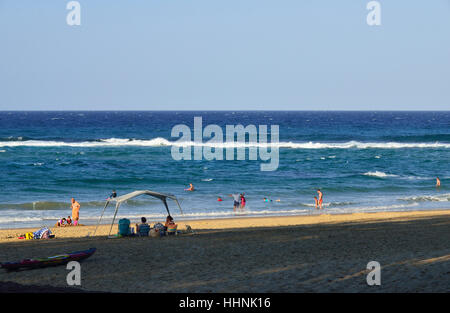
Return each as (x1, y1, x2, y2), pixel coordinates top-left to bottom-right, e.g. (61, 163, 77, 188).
(1, 109, 449, 112)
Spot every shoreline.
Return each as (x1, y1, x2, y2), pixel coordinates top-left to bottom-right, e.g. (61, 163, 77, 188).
(1, 209, 449, 239)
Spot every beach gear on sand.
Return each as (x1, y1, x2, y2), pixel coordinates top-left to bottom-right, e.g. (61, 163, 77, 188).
(1, 248, 96, 271)
(150, 228, 159, 237)
(185, 225, 196, 235)
(118, 218, 131, 236)
(33, 227, 52, 239)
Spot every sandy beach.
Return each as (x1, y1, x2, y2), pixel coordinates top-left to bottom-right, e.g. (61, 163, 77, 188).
(0, 210, 449, 293)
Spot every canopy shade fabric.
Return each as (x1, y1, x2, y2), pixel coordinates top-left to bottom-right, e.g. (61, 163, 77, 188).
(107, 190, 178, 204)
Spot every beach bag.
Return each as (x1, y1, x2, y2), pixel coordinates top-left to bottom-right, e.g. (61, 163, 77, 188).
(118, 218, 131, 236)
(150, 228, 158, 237)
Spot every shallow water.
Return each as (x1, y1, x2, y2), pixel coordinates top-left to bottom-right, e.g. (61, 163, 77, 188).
(0, 111, 448, 228)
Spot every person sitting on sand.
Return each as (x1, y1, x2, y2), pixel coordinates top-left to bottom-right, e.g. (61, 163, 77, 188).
(66, 216, 72, 226)
(71, 198, 81, 226)
(136, 217, 150, 236)
(185, 183, 195, 191)
(56, 218, 66, 227)
(164, 215, 175, 231)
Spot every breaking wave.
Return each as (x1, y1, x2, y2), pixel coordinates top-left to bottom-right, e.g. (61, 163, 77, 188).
(399, 193, 450, 203)
(363, 171, 399, 178)
(0, 138, 449, 149)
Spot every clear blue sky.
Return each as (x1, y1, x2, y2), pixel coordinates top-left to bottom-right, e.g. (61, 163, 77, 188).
(0, 0, 449, 110)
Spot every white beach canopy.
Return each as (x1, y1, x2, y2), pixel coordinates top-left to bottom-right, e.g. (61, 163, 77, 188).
(94, 190, 184, 237)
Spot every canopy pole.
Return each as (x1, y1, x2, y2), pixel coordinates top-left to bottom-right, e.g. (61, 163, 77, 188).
(93, 201, 109, 236)
(108, 202, 121, 237)
(163, 199, 171, 216)
(175, 199, 184, 216)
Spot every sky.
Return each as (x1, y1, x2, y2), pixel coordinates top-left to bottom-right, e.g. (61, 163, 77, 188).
(0, 0, 449, 111)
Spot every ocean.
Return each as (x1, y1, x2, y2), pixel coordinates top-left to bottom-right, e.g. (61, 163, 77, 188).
(0, 111, 448, 229)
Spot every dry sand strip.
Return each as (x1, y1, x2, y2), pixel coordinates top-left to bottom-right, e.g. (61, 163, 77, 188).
(0, 210, 449, 293)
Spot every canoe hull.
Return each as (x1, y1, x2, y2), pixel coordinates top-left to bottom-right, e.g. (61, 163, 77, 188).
(1, 248, 96, 271)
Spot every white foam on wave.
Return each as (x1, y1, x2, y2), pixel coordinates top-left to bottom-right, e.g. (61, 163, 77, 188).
(0, 138, 449, 149)
(300, 201, 355, 208)
(326, 202, 420, 214)
(363, 171, 399, 178)
(399, 193, 450, 202)
(0, 216, 44, 224)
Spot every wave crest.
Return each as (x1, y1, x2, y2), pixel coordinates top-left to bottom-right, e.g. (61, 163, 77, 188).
(0, 138, 449, 149)
(363, 171, 398, 178)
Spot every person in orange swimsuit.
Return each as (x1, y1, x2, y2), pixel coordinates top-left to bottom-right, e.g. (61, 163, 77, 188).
(317, 189, 323, 210)
(71, 198, 81, 226)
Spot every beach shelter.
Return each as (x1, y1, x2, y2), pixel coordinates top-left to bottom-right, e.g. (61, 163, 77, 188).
(93, 190, 184, 237)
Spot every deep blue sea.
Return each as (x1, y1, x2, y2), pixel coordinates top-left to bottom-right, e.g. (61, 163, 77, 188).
(0, 111, 449, 229)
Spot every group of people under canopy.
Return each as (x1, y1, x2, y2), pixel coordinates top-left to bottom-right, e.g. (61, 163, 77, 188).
(134, 215, 177, 237)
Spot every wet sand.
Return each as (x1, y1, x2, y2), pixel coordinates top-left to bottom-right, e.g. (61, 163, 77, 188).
(0, 210, 449, 292)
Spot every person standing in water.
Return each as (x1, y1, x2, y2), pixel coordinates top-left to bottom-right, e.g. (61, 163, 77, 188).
(229, 193, 241, 212)
(71, 198, 81, 226)
(436, 177, 441, 188)
(240, 193, 246, 210)
(317, 189, 323, 210)
(314, 196, 319, 209)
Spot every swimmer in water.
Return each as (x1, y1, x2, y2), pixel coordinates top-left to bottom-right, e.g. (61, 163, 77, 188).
(436, 177, 441, 188)
(185, 183, 195, 191)
(107, 189, 117, 200)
